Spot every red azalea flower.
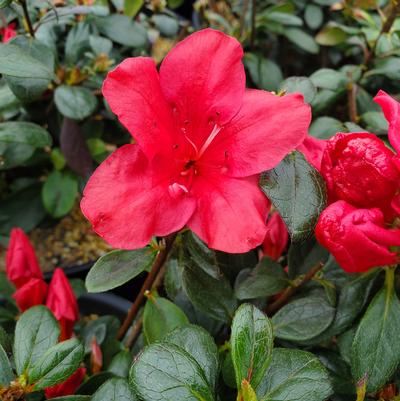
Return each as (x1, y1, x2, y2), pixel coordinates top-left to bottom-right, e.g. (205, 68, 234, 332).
(90, 336, 103, 374)
(297, 135, 327, 171)
(315, 200, 400, 273)
(0, 22, 17, 43)
(46, 268, 79, 341)
(262, 211, 289, 260)
(13, 278, 48, 312)
(321, 132, 400, 218)
(44, 367, 86, 399)
(81, 29, 311, 253)
(6, 228, 43, 289)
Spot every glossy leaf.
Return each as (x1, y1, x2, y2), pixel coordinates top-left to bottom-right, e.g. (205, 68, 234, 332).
(0, 343, 14, 386)
(92, 378, 137, 401)
(130, 343, 215, 401)
(279, 76, 316, 103)
(231, 304, 273, 389)
(260, 151, 327, 242)
(86, 248, 155, 293)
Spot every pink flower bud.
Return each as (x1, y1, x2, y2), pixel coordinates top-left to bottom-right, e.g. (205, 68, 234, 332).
(262, 212, 289, 260)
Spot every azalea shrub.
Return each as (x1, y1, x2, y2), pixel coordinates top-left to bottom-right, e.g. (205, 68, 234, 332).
(3, 1, 400, 401)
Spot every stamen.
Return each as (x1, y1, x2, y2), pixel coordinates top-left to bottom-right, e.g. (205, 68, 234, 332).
(184, 134, 199, 155)
(197, 124, 222, 159)
(168, 182, 189, 198)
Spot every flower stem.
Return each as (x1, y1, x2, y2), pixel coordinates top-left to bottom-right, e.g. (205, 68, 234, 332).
(19, 0, 35, 38)
(265, 262, 324, 315)
(116, 233, 177, 342)
(385, 265, 396, 293)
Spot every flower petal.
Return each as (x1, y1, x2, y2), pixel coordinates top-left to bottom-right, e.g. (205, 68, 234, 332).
(159, 28, 245, 149)
(103, 57, 179, 160)
(81, 144, 196, 249)
(202, 90, 311, 177)
(374, 90, 400, 153)
(187, 174, 270, 253)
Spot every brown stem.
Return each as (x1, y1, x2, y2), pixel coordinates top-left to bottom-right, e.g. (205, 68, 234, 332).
(347, 76, 358, 123)
(265, 262, 324, 315)
(20, 0, 35, 38)
(250, 0, 256, 48)
(117, 233, 177, 341)
(239, 0, 249, 39)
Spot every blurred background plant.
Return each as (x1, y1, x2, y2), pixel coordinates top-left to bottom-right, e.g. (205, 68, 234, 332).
(0, 0, 399, 269)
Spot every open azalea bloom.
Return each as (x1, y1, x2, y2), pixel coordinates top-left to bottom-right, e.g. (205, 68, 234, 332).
(0, 22, 17, 43)
(81, 28, 311, 253)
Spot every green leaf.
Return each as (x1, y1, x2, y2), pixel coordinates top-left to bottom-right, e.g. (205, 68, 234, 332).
(0, 0, 12, 8)
(47, 397, 91, 401)
(89, 35, 113, 55)
(28, 338, 84, 390)
(310, 68, 347, 91)
(360, 111, 388, 135)
(130, 343, 215, 401)
(234, 257, 288, 300)
(86, 248, 156, 292)
(0, 43, 55, 79)
(96, 15, 147, 47)
(272, 292, 335, 341)
(367, 57, 400, 80)
(167, 0, 183, 8)
(351, 281, 400, 392)
(182, 261, 237, 323)
(260, 151, 327, 242)
(0, 343, 14, 386)
(65, 22, 91, 64)
(5, 37, 55, 102)
(304, 4, 323, 30)
(153, 15, 179, 37)
(240, 380, 258, 401)
(256, 348, 332, 401)
(42, 170, 78, 218)
(316, 26, 348, 46)
(309, 116, 345, 139)
(143, 295, 189, 344)
(54, 86, 98, 120)
(14, 306, 60, 375)
(231, 304, 273, 389)
(285, 28, 319, 54)
(0, 122, 52, 147)
(108, 351, 132, 378)
(279, 76, 316, 103)
(244, 53, 283, 91)
(165, 324, 219, 390)
(124, 0, 143, 17)
(92, 378, 137, 401)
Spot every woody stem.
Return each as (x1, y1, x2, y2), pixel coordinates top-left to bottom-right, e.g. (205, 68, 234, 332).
(19, 0, 35, 38)
(265, 262, 324, 315)
(117, 233, 177, 342)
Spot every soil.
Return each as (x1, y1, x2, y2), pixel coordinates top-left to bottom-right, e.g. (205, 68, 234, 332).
(0, 205, 112, 272)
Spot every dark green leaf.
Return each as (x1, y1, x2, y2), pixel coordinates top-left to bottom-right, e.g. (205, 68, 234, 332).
(130, 343, 215, 401)
(14, 306, 60, 375)
(143, 295, 189, 344)
(310, 69, 347, 91)
(304, 4, 323, 30)
(42, 170, 78, 218)
(92, 378, 137, 401)
(272, 292, 335, 341)
(231, 304, 273, 389)
(86, 248, 155, 293)
(316, 26, 348, 46)
(309, 116, 345, 139)
(351, 283, 400, 392)
(285, 29, 319, 54)
(54, 86, 98, 120)
(279, 77, 316, 103)
(260, 151, 327, 242)
(28, 339, 84, 390)
(108, 351, 132, 378)
(165, 324, 219, 390)
(234, 257, 288, 300)
(0, 122, 52, 147)
(77, 372, 116, 395)
(182, 261, 237, 323)
(0, 43, 55, 79)
(0, 343, 14, 386)
(256, 348, 333, 401)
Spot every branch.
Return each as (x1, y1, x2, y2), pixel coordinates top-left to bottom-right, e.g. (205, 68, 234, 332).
(117, 233, 177, 341)
(265, 262, 324, 315)
(20, 0, 35, 38)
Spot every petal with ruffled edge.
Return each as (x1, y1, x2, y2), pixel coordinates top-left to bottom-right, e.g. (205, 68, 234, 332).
(81, 144, 196, 249)
(187, 174, 270, 253)
(103, 57, 180, 160)
(201, 91, 311, 177)
(374, 90, 400, 154)
(159, 28, 245, 150)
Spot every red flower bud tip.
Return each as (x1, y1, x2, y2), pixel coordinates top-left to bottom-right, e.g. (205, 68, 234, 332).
(0, 22, 17, 43)
(46, 268, 79, 341)
(13, 278, 47, 312)
(90, 336, 103, 374)
(321, 132, 400, 218)
(315, 200, 400, 273)
(6, 228, 43, 289)
(262, 212, 289, 260)
(297, 135, 327, 171)
(44, 367, 86, 399)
